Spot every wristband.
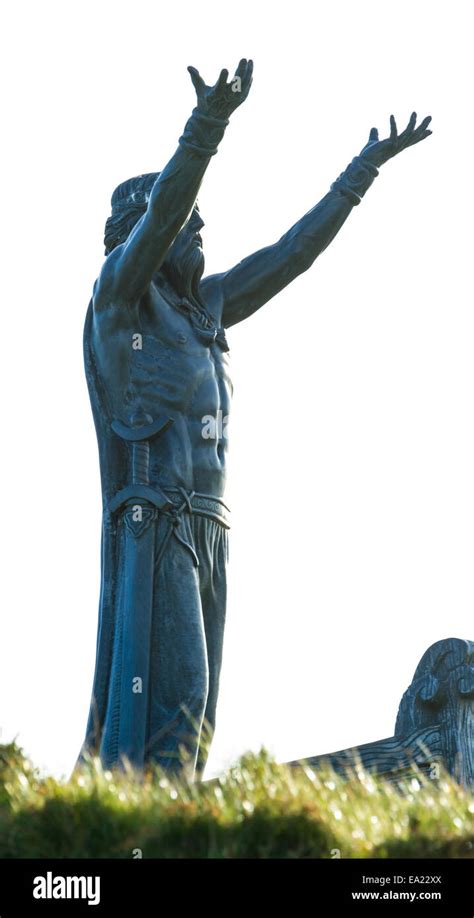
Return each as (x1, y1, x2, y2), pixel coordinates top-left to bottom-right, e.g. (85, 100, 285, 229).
(331, 155, 379, 205)
(179, 107, 230, 157)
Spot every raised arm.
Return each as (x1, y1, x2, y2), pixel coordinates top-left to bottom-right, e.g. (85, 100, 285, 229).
(94, 59, 253, 310)
(202, 112, 432, 328)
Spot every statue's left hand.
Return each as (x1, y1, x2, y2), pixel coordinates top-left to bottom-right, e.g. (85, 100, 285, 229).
(360, 112, 432, 167)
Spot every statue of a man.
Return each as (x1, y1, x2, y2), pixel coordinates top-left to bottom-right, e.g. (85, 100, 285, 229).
(78, 60, 431, 777)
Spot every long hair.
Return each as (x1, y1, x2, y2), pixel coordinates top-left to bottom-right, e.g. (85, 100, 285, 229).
(103, 173, 160, 255)
(103, 171, 205, 308)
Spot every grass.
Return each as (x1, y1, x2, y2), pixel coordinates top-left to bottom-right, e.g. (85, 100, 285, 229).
(0, 742, 473, 858)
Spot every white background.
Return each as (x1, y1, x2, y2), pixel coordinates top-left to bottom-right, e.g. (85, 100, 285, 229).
(1, 0, 472, 779)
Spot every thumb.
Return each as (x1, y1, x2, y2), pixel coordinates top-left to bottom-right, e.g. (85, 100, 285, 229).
(187, 66, 204, 93)
(368, 127, 379, 143)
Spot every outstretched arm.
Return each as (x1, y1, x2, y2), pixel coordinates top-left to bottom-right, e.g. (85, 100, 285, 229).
(94, 59, 253, 310)
(202, 112, 432, 328)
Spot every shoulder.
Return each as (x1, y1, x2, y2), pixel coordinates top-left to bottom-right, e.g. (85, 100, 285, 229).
(92, 246, 125, 313)
(91, 253, 144, 347)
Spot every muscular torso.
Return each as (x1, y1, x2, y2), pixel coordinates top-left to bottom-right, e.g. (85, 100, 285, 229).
(92, 280, 232, 497)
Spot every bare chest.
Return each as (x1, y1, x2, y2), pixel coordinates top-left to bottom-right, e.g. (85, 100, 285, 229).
(93, 287, 232, 423)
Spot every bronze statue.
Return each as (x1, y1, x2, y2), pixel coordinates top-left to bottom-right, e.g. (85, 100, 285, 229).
(78, 59, 432, 777)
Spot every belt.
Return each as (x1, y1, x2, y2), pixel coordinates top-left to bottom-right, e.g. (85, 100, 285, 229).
(151, 487, 230, 571)
(113, 480, 230, 571)
(163, 487, 231, 529)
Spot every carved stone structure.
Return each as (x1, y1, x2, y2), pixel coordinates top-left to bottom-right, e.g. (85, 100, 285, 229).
(291, 638, 474, 790)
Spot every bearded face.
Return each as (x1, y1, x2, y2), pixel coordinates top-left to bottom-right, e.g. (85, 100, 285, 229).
(161, 208, 205, 305)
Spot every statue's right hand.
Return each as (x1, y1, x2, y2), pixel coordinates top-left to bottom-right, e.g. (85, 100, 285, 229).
(359, 113, 432, 167)
(187, 59, 253, 120)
